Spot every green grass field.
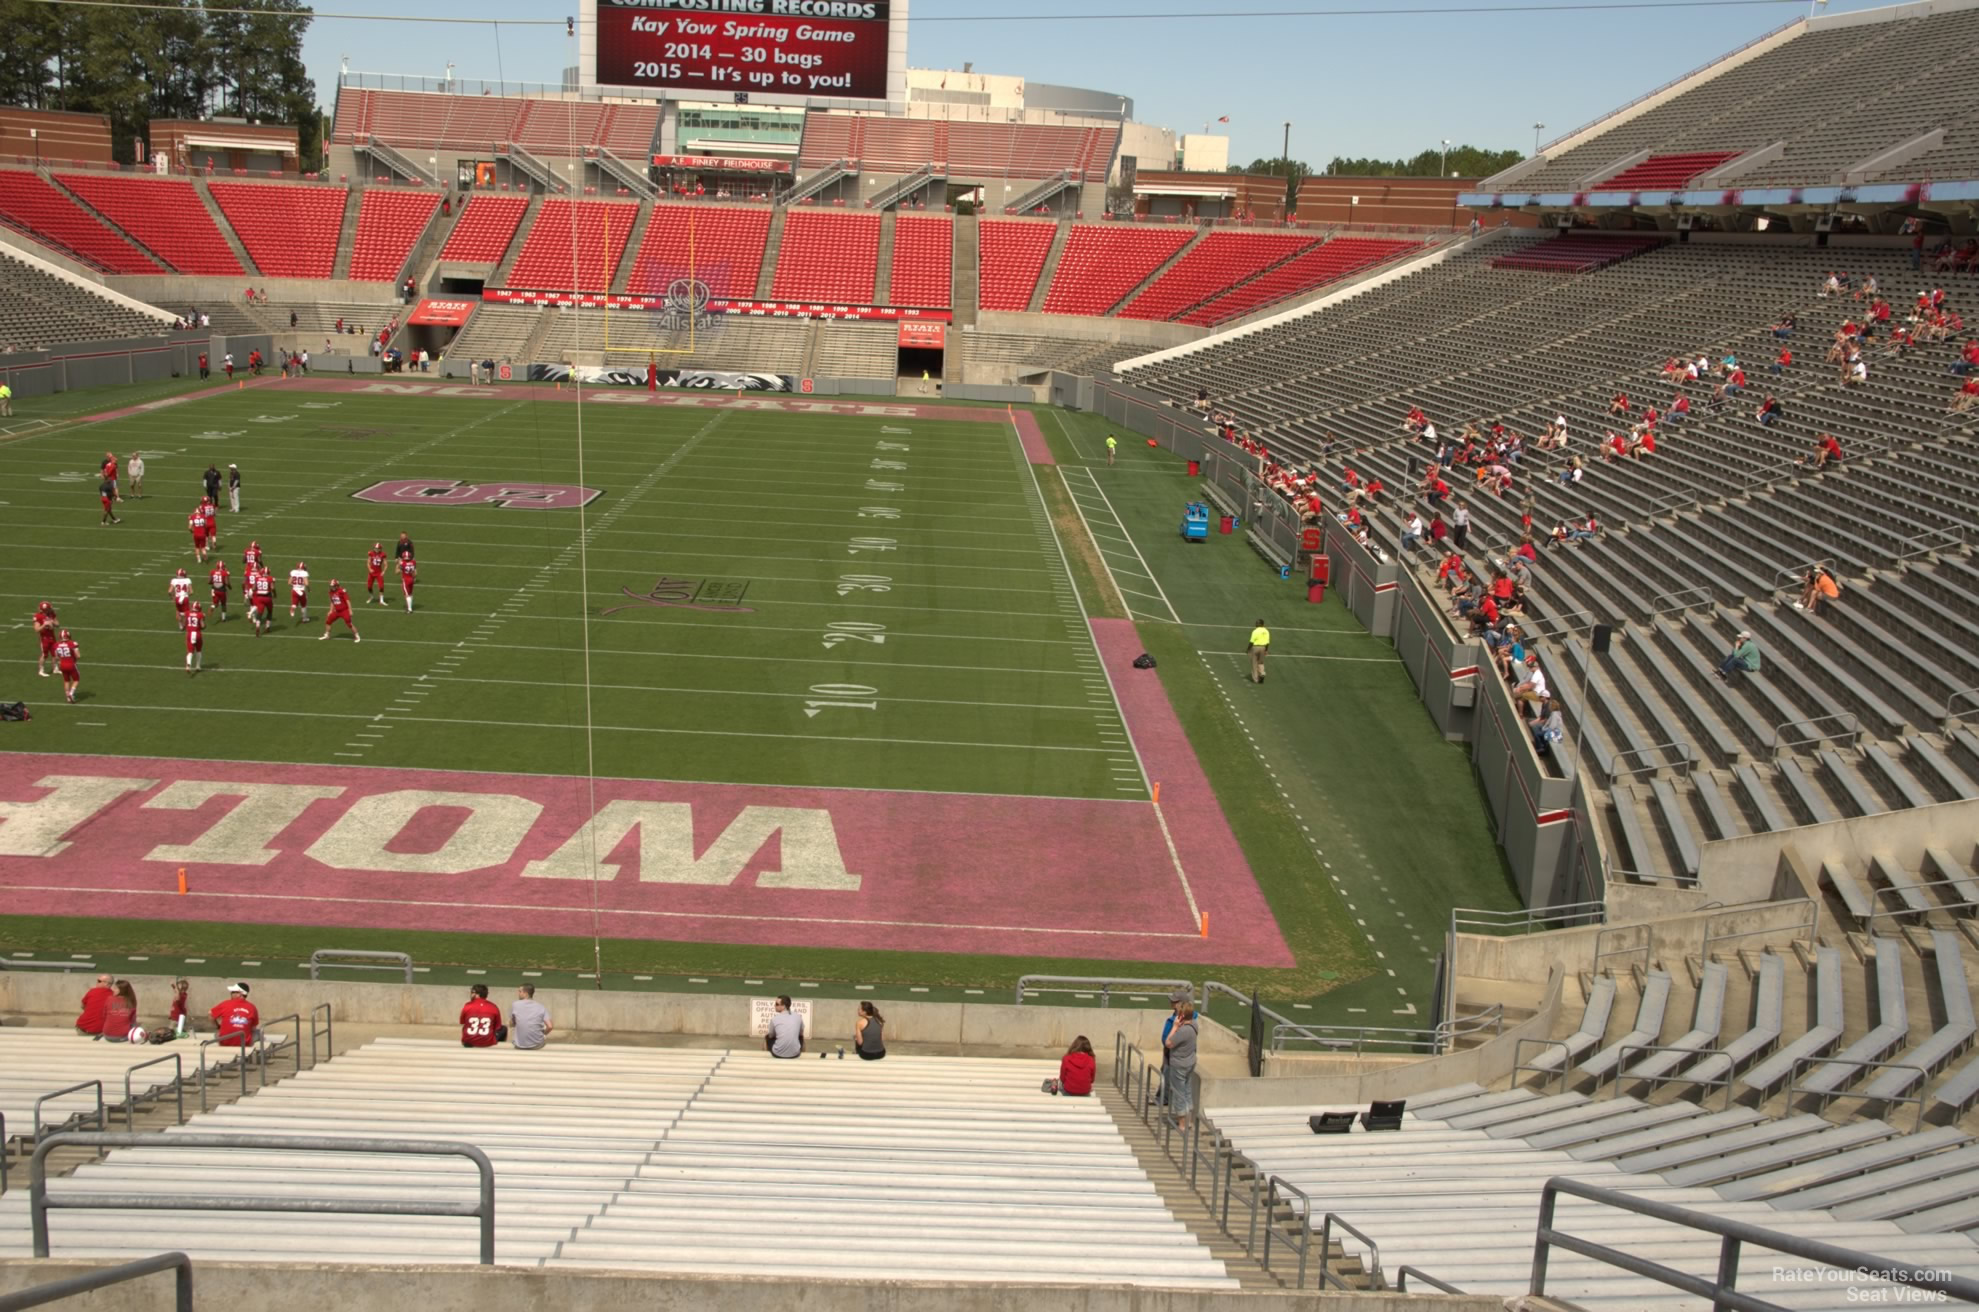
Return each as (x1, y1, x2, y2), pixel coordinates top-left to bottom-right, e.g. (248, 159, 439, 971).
(1, 376, 1519, 1021)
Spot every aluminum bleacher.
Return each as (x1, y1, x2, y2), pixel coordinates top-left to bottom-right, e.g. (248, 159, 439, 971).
(888, 213, 952, 309)
(504, 197, 637, 292)
(0, 1038, 1234, 1289)
(207, 182, 345, 279)
(347, 189, 440, 282)
(0, 248, 172, 347)
(1490, 232, 1664, 273)
(54, 173, 241, 275)
(770, 209, 880, 303)
(1041, 225, 1192, 317)
(438, 194, 528, 264)
(977, 218, 1055, 311)
(624, 203, 770, 298)
(0, 169, 161, 274)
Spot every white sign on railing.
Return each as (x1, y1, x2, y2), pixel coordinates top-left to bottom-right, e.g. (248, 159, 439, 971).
(748, 997, 814, 1039)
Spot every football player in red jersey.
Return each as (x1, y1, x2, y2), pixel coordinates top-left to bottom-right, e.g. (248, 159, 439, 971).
(188, 505, 209, 563)
(33, 601, 58, 677)
(249, 565, 274, 636)
(398, 555, 417, 612)
(208, 561, 231, 622)
(53, 629, 80, 702)
(199, 496, 219, 549)
(183, 601, 206, 676)
(168, 568, 192, 629)
(365, 542, 387, 604)
(242, 539, 263, 576)
(320, 579, 359, 643)
(288, 561, 310, 622)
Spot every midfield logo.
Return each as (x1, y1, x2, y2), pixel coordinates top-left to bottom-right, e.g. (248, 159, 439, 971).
(604, 575, 755, 615)
(350, 480, 603, 510)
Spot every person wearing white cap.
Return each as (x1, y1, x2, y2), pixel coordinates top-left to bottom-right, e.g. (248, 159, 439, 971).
(227, 464, 241, 514)
(209, 981, 259, 1048)
(1716, 632, 1761, 682)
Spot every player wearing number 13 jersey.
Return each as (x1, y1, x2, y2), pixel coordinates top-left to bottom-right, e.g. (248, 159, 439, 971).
(184, 602, 205, 675)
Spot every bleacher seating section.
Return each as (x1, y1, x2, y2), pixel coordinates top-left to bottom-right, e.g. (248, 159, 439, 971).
(1181, 237, 1423, 327)
(54, 173, 241, 275)
(1508, 5, 1979, 191)
(1123, 233, 1979, 884)
(887, 214, 952, 308)
(0, 1038, 1235, 1288)
(437, 193, 528, 264)
(332, 89, 661, 158)
(1119, 231, 1318, 322)
(624, 202, 770, 298)
(771, 209, 880, 303)
(0, 170, 160, 274)
(977, 219, 1056, 312)
(505, 197, 638, 292)
(1491, 233, 1665, 273)
(1041, 226, 1192, 317)
(794, 113, 1117, 181)
(347, 189, 440, 281)
(207, 182, 345, 279)
(1598, 151, 1742, 191)
(0, 248, 170, 347)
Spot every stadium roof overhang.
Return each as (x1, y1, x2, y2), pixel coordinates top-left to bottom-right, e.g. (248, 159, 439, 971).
(178, 133, 298, 155)
(1457, 177, 1979, 221)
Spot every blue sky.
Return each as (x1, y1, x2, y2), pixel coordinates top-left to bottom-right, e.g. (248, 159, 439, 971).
(306, 0, 1888, 164)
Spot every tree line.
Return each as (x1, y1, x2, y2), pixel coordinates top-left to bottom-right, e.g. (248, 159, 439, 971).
(1238, 143, 1525, 183)
(0, 0, 320, 169)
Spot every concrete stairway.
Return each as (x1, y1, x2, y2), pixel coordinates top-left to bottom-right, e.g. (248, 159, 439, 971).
(1107, 229, 1209, 315)
(1026, 220, 1071, 313)
(756, 206, 789, 299)
(951, 214, 980, 326)
(873, 210, 896, 305)
(329, 187, 364, 282)
(489, 194, 543, 286)
(192, 178, 258, 277)
(610, 199, 656, 294)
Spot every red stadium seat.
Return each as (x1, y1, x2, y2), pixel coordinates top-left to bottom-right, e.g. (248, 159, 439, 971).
(1040, 225, 1192, 317)
(0, 169, 162, 273)
(771, 210, 880, 303)
(208, 182, 346, 279)
(55, 172, 242, 275)
(888, 214, 952, 309)
(348, 189, 441, 282)
(505, 197, 638, 292)
(438, 194, 529, 263)
(1119, 231, 1319, 322)
(626, 203, 771, 298)
(977, 219, 1055, 312)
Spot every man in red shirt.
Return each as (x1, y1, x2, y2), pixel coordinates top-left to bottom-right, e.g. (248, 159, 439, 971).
(76, 973, 114, 1036)
(398, 556, 418, 612)
(199, 497, 219, 549)
(1812, 433, 1845, 470)
(1771, 347, 1793, 374)
(460, 984, 502, 1048)
(320, 579, 360, 643)
(54, 628, 80, 702)
(1953, 339, 1979, 377)
(210, 981, 259, 1047)
(208, 562, 230, 622)
(365, 542, 388, 605)
(188, 506, 209, 563)
(249, 565, 275, 636)
(33, 601, 58, 678)
(101, 452, 120, 501)
(1952, 377, 1979, 415)
(169, 568, 192, 629)
(184, 601, 206, 676)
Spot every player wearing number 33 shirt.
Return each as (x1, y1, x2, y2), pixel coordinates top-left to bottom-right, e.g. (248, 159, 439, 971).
(460, 984, 501, 1048)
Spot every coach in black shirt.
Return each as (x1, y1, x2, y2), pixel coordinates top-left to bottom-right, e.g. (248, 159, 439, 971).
(395, 532, 415, 563)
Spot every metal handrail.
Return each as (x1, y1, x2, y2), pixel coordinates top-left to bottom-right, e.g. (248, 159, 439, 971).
(1396, 1265, 1465, 1294)
(258, 1013, 305, 1082)
(1790, 1055, 1931, 1134)
(309, 1002, 334, 1068)
(1611, 1042, 1737, 1107)
(1943, 686, 1979, 726)
(1593, 925, 1650, 979)
(1700, 899, 1819, 963)
(196, 1035, 265, 1113)
(32, 1081, 104, 1142)
(1646, 585, 1714, 617)
(0, 1251, 193, 1312)
(0, 958, 96, 972)
(309, 949, 413, 983)
(1015, 975, 1191, 1006)
(1200, 981, 1331, 1052)
(1, 1112, 7, 1195)
(1606, 740, 1694, 779)
(1514, 609, 1596, 642)
(1320, 1211, 1386, 1291)
(1514, 1036, 1575, 1095)
(1451, 901, 1606, 935)
(1260, 1175, 1315, 1288)
(1769, 712, 1861, 754)
(121, 1052, 184, 1132)
(30, 1133, 498, 1264)
(1865, 871, 1979, 933)
(1530, 1175, 1979, 1309)
(1895, 524, 1963, 561)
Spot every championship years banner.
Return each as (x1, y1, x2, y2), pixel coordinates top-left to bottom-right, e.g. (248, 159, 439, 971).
(527, 364, 795, 391)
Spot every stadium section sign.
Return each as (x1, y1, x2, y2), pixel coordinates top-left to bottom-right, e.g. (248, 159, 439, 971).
(584, 0, 907, 107)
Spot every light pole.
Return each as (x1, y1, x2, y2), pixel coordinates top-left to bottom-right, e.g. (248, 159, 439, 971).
(1441, 138, 1451, 178)
(1533, 122, 1546, 156)
(29, 128, 38, 168)
(1282, 121, 1292, 218)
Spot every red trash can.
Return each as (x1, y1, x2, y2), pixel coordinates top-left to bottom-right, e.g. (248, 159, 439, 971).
(1187, 459, 1201, 477)
(1307, 581, 1325, 604)
(1219, 515, 1234, 534)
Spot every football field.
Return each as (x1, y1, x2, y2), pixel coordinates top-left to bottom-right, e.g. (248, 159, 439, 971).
(0, 377, 1293, 980)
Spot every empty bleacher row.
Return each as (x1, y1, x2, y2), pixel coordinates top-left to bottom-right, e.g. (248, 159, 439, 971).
(1507, 2, 1979, 192)
(0, 248, 172, 347)
(772, 209, 880, 303)
(795, 113, 1118, 182)
(1123, 233, 1979, 884)
(331, 88, 661, 159)
(0, 1037, 1236, 1289)
(52, 171, 240, 275)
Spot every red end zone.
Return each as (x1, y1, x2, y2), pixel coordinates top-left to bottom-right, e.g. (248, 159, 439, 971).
(0, 746, 1291, 967)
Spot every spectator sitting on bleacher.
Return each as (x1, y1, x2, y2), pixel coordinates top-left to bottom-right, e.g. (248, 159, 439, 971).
(1794, 566, 1842, 616)
(100, 980, 138, 1043)
(1435, 548, 1467, 593)
(1805, 432, 1845, 471)
(460, 983, 503, 1048)
(1043, 1036, 1096, 1096)
(1952, 339, 1979, 376)
(1756, 395, 1784, 426)
(1507, 535, 1540, 576)
(510, 984, 552, 1050)
(1402, 406, 1427, 435)
(1422, 471, 1450, 506)
(75, 972, 114, 1037)
(210, 982, 259, 1048)
(1427, 511, 1450, 552)
(1608, 392, 1630, 417)
(1820, 272, 1842, 298)
(1715, 631, 1761, 682)
(1844, 353, 1868, 388)
(1771, 346, 1793, 374)
(854, 1001, 886, 1061)
(1531, 699, 1565, 757)
(1550, 514, 1599, 547)
(1632, 428, 1657, 459)
(1558, 456, 1585, 486)
(1854, 274, 1878, 303)
(765, 995, 804, 1058)
(1950, 376, 1979, 414)
(1771, 313, 1796, 338)
(1512, 656, 1549, 715)
(1400, 511, 1425, 554)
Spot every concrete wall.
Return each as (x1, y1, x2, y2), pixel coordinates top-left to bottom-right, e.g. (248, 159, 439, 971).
(109, 275, 404, 308)
(0, 1261, 1501, 1312)
(0, 335, 205, 397)
(1089, 379, 1207, 461)
(1696, 796, 1979, 906)
(0, 970, 1208, 1061)
(1452, 897, 1817, 984)
(971, 309, 1200, 351)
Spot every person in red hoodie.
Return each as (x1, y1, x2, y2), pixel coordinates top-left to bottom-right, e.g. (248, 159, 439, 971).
(76, 973, 114, 1036)
(1044, 1036, 1097, 1096)
(209, 981, 260, 1048)
(460, 983, 503, 1048)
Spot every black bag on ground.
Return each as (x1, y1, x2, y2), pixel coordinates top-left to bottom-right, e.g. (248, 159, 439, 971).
(0, 702, 29, 721)
(1131, 653, 1156, 669)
